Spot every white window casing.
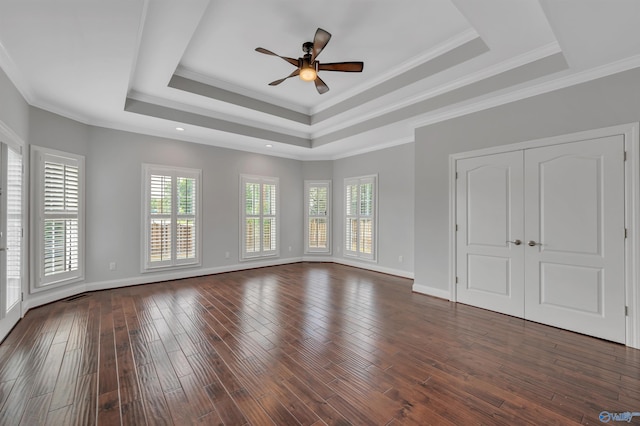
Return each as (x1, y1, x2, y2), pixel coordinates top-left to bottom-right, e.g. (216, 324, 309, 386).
(240, 174, 279, 260)
(344, 175, 377, 261)
(32, 146, 85, 289)
(142, 164, 201, 272)
(305, 180, 331, 254)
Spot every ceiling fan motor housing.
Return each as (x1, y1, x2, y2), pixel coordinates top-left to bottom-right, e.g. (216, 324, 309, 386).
(302, 41, 314, 54)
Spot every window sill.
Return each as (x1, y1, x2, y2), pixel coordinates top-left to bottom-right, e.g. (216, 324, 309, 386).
(142, 262, 201, 274)
(31, 275, 85, 294)
(240, 253, 279, 262)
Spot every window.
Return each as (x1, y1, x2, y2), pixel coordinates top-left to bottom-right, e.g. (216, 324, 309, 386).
(344, 175, 377, 261)
(305, 180, 331, 254)
(241, 175, 278, 259)
(32, 146, 84, 288)
(142, 164, 201, 271)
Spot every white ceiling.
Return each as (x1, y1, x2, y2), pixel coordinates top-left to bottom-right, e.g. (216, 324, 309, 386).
(0, 0, 639, 160)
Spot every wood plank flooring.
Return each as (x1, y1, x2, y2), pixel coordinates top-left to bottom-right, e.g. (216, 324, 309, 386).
(1, 262, 639, 425)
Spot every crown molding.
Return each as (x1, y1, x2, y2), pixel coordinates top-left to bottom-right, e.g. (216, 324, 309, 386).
(128, 90, 311, 138)
(311, 28, 481, 115)
(329, 134, 414, 161)
(312, 41, 563, 139)
(174, 66, 310, 115)
(89, 118, 307, 161)
(411, 53, 640, 130)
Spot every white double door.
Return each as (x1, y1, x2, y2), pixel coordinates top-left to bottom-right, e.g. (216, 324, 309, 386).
(456, 135, 626, 343)
(0, 142, 23, 342)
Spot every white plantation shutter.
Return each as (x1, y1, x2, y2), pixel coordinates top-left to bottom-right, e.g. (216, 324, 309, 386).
(305, 180, 331, 254)
(262, 183, 277, 253)
(345, 181, 358, 254)
(344, 175, 377, 261)
(176, 177, 197, 260)
(244, 182, 261, 255)
(143, 165, 201, 271)
(33, 147, 84, 288)
(149, 174, 172, 265)
(241, 175, 279, 259)
(44, 161, 79, 275)
(6, 147, 22, 309)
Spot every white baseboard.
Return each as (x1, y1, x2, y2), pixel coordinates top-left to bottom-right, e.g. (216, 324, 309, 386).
(23, 257, 304, 311)
(23, 256, 415, 312)
(412, 282, 451, 300)
(332, 257, 414, 279)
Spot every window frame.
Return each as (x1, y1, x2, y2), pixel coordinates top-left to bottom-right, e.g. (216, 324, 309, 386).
(142, 164, 202, 272)
(304, 180, 331, 254)
(344, 174, 377, 262)
(240, 174, 279, 260)
(31, 146, 85, 290)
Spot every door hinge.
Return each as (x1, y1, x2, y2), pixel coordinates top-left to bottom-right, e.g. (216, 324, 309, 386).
(455, 172, 458, 179)
(455, 276, 459, 284)
(625, 228, 628, 239)
(625, 306, 629, 316)
(21, 292, 24, 302)
(624, 151, 627, 161)
(455, 224, 459, 232)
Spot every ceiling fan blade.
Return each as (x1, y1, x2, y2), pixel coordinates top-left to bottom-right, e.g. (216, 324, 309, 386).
(269, 69, 300, 86)
(255, 47, 299, 67)
(314, 75, 329, 94)
(311, 28, 331, 62)
(318, 62, 364, 72)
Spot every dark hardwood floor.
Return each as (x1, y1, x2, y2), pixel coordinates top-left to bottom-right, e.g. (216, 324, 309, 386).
(0, 263, 639, 425)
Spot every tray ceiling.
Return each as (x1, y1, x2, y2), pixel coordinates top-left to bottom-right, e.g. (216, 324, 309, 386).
(0, 0, 639, 159)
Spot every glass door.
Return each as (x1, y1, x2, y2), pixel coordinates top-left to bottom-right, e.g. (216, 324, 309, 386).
(0, 142, 23, 342)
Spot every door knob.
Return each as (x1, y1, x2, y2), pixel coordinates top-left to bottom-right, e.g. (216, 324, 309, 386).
(507, 240, 522, 246)
(528, 240, 540, 247)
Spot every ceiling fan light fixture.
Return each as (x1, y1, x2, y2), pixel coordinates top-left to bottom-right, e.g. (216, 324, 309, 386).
(256, 28, 363, 93)
(299, 66, 317, 82)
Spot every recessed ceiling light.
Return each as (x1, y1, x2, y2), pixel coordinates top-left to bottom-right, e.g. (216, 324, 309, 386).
(176, 127, 185, 131)
(265, 144, 273, 148)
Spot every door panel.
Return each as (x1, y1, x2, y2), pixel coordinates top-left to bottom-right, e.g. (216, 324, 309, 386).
(456, 151, 525, 317)
(538, 155, 602, 255)
(540, 263, 602, 313)
(524, 135, 625, 343)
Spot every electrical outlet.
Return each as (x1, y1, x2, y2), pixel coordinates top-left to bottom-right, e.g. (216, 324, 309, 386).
(398, 255, 403, 263)
(225, 251, 230, 259)
(109, 262, 117, 271)
(288, 246, 292, 252)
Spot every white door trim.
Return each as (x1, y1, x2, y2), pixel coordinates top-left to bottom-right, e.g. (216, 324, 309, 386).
(0, 119, 26, 341)
(449, 122, 640, 349)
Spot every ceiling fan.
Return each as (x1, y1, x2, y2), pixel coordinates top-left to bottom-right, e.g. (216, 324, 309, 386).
(255, 28, 364, 94)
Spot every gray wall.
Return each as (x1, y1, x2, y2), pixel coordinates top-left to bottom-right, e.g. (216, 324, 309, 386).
(24, 107, 306, 286)
(0, 68, 29, 141)
(414, 67, 640, 291)
(84, 126, 304, 283)
(302, 160, 333, 180)
(20, 101, 415, 298)
(28, 107, 90, 155)
(333, 143, 415, 276)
